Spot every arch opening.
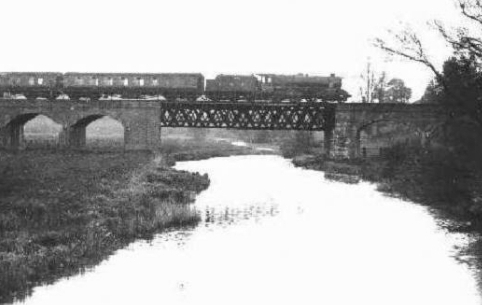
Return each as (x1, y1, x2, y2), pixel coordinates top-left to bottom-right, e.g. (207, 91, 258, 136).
(356, 122, 396, 159)
(85, 116, 125, 150)
(1, 114, 62, 150)
(355, 120, 436, 159)
(23, 115, 62, 149)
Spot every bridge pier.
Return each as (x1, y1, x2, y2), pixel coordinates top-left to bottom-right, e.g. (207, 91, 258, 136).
(59, 126, 86, 149)
(326, 123, 359, 159)
(123, 119, 162, 150)
(323, 128, 332, 156)
(0, 122, 26, 150)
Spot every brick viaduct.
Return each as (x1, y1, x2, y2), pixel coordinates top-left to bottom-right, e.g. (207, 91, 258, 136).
(0, 100, 453, 159)
(0, 100, 161, 151)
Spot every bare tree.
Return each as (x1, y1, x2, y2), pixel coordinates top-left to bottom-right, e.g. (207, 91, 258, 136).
(359, 59, 387, 103)
(374, 26, 445, 86)
(374, 0, 482, 102)
(451, 0, 482, 58)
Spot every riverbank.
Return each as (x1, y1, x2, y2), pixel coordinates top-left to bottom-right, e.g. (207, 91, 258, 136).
(287, 140, 482, 292)
(158, 139, 276, 165)
(0, 150, 211, 304)
(292, 154, 362, 184)
(291, 152, 482, 227)
(291, 149, 482, 272)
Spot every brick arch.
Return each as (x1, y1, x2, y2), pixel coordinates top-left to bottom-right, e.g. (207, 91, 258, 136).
(71, 114, 107, 128)
(329, 104, 455, 159)
(64, 114, 128, 149)
(352, 118, 448, 158)
(0, 100, 161, 151)
(1, 112, 65, 128)
(66, 111, 130, 130)
(85, 115, 125, 149)
(0, 113, 64, 149)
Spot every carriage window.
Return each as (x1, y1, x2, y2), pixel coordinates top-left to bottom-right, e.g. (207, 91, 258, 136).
(152, 78, 158, 85)
(123, 78, 128, 86)
(28, 77, 35, 85)
(108, 77, 113, 86)
(38, 78, 43, 85)
(138, 78, 144, 86)
(267, 77, 271, 84)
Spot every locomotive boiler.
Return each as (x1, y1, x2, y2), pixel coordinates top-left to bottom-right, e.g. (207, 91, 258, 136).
(256, 73, 349, 102)
(205, 73, 350, 102)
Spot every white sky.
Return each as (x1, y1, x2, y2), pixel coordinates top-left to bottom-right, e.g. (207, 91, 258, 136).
(0, 0, 468, 101)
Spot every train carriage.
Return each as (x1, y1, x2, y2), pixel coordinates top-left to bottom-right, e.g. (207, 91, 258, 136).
(63, 73, 100, 100)
(0, 72, 62, 99)
(63, 72, 204, 100)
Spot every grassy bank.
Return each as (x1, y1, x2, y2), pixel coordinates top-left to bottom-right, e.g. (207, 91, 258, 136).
(0, 150, 210, 304)
(358, 147, 482, 228)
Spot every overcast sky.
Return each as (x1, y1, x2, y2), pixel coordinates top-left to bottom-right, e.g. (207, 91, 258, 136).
(0, 0, 466, 101)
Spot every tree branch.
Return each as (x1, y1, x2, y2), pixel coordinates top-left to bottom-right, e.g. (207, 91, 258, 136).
(457, 0, 482, 27)
(433, 20, 482, 59)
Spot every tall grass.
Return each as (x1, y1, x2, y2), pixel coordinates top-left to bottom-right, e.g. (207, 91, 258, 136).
(0, 151, 209, 304)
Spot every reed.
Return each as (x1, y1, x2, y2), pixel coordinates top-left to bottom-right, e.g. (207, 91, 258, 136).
(0, 151, 209, 304)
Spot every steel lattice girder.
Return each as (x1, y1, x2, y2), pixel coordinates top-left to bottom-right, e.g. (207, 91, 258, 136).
(160, 101, 335, 130)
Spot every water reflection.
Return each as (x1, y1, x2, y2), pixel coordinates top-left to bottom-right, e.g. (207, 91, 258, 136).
(13, 155, 482, 305)
(203, 204, 279, 227)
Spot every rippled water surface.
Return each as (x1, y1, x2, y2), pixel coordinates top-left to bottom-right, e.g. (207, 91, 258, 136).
(15, 155, 481, 305)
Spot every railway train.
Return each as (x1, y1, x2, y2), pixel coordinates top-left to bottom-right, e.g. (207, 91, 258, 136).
(0, 72, 350, 102)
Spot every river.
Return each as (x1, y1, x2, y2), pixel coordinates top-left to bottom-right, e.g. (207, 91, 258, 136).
(13, 155, 481, 305)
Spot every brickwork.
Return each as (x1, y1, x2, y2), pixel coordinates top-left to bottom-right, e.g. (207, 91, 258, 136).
(0, 100, 161, 151)
(328, 103, 454, 159)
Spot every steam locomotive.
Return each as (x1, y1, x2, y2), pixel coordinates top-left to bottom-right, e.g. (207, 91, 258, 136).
(0, 72, 350, 102)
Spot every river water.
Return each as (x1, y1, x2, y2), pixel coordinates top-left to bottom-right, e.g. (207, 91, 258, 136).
(14, 155, 481, 305)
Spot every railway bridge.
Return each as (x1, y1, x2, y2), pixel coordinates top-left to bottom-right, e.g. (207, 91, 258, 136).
(0, 99, 452, 158)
